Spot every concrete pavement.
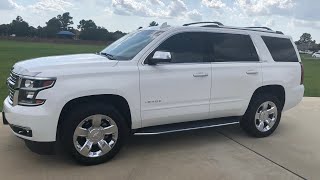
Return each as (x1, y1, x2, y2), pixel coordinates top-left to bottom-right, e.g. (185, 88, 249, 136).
(0, 97, 319, 180)
(217, 97, 320, 180)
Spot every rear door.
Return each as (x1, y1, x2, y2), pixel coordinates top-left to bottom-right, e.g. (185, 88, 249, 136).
(139, 32, 212, 127)
(209, 33, 263, 118)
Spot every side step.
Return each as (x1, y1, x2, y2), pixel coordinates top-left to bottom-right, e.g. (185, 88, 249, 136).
(134, 116, 241, 135)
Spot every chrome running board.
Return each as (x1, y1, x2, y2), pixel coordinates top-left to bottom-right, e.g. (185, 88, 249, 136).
(134, 117, 240, 135)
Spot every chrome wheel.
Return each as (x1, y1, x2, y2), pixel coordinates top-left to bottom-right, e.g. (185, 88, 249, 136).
(255, 101, 278, 132)
(73, 114, 118, 158)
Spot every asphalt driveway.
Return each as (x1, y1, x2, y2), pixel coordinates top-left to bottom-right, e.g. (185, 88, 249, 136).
(0, 98, 318, 180)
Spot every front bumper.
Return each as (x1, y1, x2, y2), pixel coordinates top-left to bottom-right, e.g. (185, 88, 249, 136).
(3, 97, 59, 142)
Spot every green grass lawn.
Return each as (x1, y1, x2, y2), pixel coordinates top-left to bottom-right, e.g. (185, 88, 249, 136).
(0, 40, 320, 110)
(300, 54, 320, 97)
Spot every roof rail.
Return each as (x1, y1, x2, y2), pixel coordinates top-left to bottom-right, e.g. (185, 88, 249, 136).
(242, 27, 284, 34)
(275, 31, 284, 35)
(183, 21, 224, 26)
(245, 26, 273, 31)
(201, 25, 221, 28)
(183, 22, 284, 35)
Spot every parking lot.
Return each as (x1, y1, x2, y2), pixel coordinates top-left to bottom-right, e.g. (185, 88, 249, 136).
(0, 97, 319, 180)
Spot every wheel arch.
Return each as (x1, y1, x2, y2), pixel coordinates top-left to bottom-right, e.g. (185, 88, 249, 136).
(57, 94, 132, 140)
(249, 85, 286, 111)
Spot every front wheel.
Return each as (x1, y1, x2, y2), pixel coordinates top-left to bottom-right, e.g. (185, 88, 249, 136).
(61, 103, 129, 165)
(241, 94, 282, 138)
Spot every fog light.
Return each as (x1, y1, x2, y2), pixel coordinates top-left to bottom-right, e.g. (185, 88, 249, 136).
(26, 91, 35, 99)
(18, 90, 45, 106)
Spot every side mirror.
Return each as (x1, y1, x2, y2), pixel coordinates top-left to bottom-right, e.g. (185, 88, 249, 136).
(147, 51, 172, 65)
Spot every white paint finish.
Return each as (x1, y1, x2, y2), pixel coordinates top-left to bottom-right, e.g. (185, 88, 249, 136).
(250, 33, 273, 62)
(3, 26, 304, 142)
(13, 54, 118, 77)
(209, 62, 263, 118)
(261, 62, 304, 111)
(139, 63, 211, 127)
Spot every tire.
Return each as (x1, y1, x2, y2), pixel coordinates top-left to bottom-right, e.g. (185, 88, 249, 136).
(240, 94, 282, 138)
(60, 103, 129, 165)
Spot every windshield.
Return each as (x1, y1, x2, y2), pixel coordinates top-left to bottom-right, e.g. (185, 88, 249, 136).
(100, 30, 163, 60)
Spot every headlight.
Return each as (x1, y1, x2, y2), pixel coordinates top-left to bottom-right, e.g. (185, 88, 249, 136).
(20, 79, 55, 89)
(24, 79, 34, 88)
(17, 78, 56, 106)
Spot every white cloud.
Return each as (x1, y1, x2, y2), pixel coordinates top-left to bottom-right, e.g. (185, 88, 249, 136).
(29, 0, 73, 12)
(265, 19, 275, 27)
(187, 9, 202, 21)
(292, 19, 320, 30)
(236, 0, 295, 16)
(234, 0, 320, 22)
(201, 0, 225, 9)
(251, 18, 261, 26)
(167, 0, 188, 17)
(111, 0, 157, 17)
(233, 0, 320, 31)
(147, 0, 165, 6)
(111, 0, 201, 21)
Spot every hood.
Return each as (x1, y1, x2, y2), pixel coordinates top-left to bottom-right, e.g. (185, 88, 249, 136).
(13, 54, 119, 77)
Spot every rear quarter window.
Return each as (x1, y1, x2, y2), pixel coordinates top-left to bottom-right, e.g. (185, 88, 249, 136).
(262, 36, 299, 62)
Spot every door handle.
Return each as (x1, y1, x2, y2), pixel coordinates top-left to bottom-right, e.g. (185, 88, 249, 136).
(193, 72, 208, 77)
(246, 70, 258, 75)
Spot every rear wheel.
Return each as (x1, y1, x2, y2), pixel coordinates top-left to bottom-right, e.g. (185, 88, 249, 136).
(241, 94, 282, 137)
(61, 103, 129, 165)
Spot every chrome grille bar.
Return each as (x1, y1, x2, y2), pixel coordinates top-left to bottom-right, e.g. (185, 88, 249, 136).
(7, 71, 20, 106)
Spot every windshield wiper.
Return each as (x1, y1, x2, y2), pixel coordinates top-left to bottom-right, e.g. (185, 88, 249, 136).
(99, 52, 117, 60)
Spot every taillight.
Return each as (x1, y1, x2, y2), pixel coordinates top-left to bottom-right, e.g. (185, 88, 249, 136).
(300, 62, 304, 85)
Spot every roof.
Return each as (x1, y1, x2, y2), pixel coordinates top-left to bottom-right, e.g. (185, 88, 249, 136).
(56, 31, 75, 36)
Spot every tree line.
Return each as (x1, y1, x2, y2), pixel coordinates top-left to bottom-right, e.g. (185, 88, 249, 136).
(295, 33, 320, 52)
(0, 12, 160, 42)
(0, 13, 158, 41)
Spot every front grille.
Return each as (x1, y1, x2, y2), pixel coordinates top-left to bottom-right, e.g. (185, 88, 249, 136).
(7, 71, 19, 105)
(8, 71, 19, 84)
(8, 87, 14, 103)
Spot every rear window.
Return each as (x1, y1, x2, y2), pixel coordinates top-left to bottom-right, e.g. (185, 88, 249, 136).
(262, 36, 299, 62)
(210, 33, 259, 62)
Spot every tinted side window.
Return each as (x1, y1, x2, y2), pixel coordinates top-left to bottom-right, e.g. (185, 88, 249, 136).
(156, 32, 210, 63)
(211, 33, 259, 62)
(262, 36, 299, 62)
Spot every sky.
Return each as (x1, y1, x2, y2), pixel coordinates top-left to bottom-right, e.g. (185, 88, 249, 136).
(0, 0, 320, 42)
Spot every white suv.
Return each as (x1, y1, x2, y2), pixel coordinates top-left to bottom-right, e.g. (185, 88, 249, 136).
(2, 22, 304, 165)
